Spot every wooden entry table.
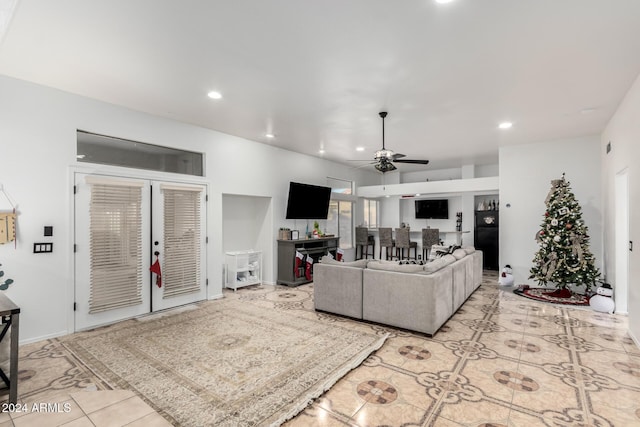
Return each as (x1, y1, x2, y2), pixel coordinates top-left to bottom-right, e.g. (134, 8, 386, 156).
(0, 293, 19, 404)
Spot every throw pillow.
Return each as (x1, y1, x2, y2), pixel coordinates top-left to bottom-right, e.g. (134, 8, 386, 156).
(452, 248, 467, 260)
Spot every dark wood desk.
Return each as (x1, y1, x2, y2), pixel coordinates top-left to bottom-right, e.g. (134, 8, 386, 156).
(0, 293, 19, 404)
(277, 237, 339, 286)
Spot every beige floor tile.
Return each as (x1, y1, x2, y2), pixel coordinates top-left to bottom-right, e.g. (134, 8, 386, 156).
(70, 390, 135, 415)
(0, 412, 10, 423)
(11, 399, 83, 427)
(510, 363, 581, 415)
(59, 417, 96, 427)
(506, 408, 552, 427)
(589, 385, 640, 420)
(437, 399, 510, 426)
(351, 401, 425, 426)
(285, 404, 355, 426)
(124, 412, 172, 426)
(0, 421, 13, 427)
(87, 396, 154, 427)
(314, 381, 368, 419)
(426, 415, 467, 426)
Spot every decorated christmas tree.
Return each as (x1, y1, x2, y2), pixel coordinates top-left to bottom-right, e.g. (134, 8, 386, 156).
(529, 174, 600, 296)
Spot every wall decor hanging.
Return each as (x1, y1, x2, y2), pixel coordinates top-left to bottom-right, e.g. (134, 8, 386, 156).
(0, 186, 18, 247)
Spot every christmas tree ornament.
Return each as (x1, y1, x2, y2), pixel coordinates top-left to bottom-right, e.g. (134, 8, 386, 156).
(566, 223, 572, 229)
(551, 219, 559, 226)
(553, 235, 561, 242)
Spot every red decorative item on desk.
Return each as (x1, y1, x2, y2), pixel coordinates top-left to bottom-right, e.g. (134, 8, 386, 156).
(336, 248, 344, 262)
(305, 257, 313, 281)
(294, 251, 304, 278)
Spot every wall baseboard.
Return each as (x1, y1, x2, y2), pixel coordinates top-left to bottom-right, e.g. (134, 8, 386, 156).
(20, 330, 69, 346)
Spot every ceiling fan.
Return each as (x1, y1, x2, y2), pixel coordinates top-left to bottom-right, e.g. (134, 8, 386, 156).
(358, 112, 430, 173)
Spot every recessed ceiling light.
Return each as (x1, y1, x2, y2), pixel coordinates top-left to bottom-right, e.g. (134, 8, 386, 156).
(356, 147, 365, 152)
(319, 149, 325, 154)
(207, 91, 222, 100)
(580, 108, 597, 115)
(265, 133, 275, 139)
(498, 122, 513, 129)
(435, 0, 455, 4)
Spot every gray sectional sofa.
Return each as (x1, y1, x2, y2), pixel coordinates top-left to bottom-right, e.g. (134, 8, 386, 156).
(313, 247, 483, 336)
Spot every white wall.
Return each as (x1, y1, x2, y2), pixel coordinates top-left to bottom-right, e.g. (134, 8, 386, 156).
(222, 194, 273, 283)
(601, 73, 640, 343)
(0, 75, 378, 342)
(499, 136, 602, 286)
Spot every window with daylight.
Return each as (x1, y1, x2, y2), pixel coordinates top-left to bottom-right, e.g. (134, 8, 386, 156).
(77, 130, 204, 176)
(162, 185, 203, 298)
(326, 200, 353, 249)
(327, 177, 353, 195)
(87, 177, 143, 314)
(364, 199, 379, 228)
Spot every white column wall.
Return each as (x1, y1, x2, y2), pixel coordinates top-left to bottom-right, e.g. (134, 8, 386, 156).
(601, 72, 640, 344)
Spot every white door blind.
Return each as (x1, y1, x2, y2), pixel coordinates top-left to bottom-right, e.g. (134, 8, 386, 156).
(162, 187, 202, 298)
(88, 182, 143, 313)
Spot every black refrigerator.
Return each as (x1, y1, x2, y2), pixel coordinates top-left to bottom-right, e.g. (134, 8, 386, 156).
(474, 211, 499, 270)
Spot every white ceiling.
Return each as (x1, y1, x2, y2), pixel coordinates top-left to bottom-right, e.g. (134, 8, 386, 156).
(1, 0, 640, 172)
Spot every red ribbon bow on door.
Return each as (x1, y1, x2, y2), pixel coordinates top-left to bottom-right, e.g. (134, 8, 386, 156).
(149, 255, 162, 288)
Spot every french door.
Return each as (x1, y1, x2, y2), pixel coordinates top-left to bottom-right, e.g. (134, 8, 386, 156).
(74, 173, 207, 331)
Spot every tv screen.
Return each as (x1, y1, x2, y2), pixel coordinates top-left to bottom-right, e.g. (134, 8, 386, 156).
(285, 182, 332, 219)
(415, 199, 449, 219)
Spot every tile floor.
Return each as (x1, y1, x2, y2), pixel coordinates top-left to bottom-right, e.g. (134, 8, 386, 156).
(1, 271, 639, 426)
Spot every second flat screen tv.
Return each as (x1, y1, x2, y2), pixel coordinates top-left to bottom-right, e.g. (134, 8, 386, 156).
(285, 182, 332, 219)
(415, 199, 449, 219)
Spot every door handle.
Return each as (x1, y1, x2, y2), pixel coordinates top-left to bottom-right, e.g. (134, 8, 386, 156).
(631, 241, 634, 252)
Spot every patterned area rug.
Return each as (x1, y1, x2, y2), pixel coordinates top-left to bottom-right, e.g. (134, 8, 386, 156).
(61, 298, 387, 427)
(513, 286, 590, 306)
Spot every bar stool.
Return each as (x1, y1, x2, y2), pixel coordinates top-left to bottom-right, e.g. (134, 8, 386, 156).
(395, 228, 417, 260)
(378, 227, 395, 260)
(422, 228, 440, 260)
(355, 227, 375, 259)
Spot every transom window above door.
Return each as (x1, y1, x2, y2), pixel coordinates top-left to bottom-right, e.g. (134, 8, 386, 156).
(77, 130, 204, 176)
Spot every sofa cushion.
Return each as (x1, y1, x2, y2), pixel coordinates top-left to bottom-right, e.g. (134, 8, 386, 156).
(319, 256, 369, 268)
(423, 258, 449, 273)
(462, 246, 476, 254)
(441, 254, 457, 265)
(367, 261, 426, 274)
(452, 248, 467, 260)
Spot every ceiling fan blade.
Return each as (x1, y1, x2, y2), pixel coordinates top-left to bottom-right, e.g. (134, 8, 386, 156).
(391, 153, 406, 160)
(392, 159, 430, 165)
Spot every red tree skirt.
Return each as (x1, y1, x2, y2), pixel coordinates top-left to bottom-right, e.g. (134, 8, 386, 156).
(546, 288, 572, 299)
(513, 285, 589, 306)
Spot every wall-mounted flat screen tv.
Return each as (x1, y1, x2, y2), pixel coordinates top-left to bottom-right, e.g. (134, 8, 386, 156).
(415, 199, 449, 219)
(285, 182, 332, 219)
